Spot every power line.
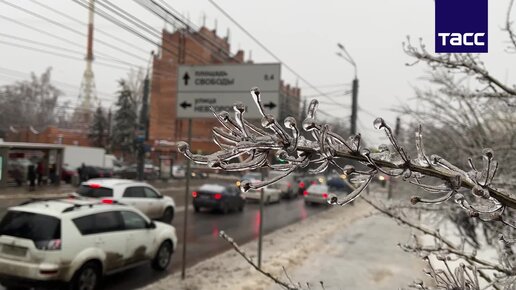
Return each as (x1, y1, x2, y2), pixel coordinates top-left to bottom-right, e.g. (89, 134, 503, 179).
(132, 0, 238, 64)
(0, 40, 130, 71)
(72, 0, 212, 68)
(0, 32, 140, 70)
(144, 0, 240, 62)
(208, 0, 344, 107)
(0, 0, 148, 63)
(0, 12, 172, 80)
(28, 0, 150, 55)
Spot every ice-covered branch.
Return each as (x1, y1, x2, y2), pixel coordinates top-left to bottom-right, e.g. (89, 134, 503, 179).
(178, 87, 516, 220)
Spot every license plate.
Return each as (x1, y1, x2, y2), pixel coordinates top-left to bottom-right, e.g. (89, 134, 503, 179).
(2, 244, 27, 257)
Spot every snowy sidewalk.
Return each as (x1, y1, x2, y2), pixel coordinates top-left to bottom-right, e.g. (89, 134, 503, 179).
(140, 198, 427, 290)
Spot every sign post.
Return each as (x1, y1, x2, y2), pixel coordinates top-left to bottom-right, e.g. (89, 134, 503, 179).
(176, 63, 281, 278)
(181, 118, 192, 280)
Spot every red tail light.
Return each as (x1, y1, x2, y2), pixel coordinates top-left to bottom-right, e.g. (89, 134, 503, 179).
(303, 190, 308, 196)
(299, 182, 305, 189)
(89, 183, 101, 189)
(35, 239, 61, 251)
(101, 199, 114, 204)
(192, 191, 198, 198)
(214, 193, 222, 200)
(322, 193, 328, 199)
(287, 182, 291, 188)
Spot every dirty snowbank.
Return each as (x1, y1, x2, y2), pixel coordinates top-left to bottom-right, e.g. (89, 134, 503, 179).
(140, 199, 426, 290)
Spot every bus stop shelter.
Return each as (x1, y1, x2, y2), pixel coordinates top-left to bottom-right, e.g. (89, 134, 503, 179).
(0, 142, 64, 188)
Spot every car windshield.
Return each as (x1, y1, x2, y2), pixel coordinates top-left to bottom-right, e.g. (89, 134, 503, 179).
(307, 184, 329, 193)
(76, 184, 113, 197)
(0, 211, 60, 242)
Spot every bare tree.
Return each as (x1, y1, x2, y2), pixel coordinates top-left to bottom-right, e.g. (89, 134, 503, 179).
(0, 67, 63, 131)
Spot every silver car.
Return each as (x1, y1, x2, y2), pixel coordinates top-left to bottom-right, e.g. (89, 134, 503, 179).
(303, 184, 336, 205)
(76, 179, 176, 223)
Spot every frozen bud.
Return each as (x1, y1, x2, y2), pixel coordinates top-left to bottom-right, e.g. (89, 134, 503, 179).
(302, 118, 317, 131)
(176, 141, 189, 153)
(413, 279, 423, 286)
(430, 154, 441, 165)
(207, 159, 221, 168)
(373, 117, 386, 129)
(275, 150, 289, 160)
(327, 193, 338, 205)
(284, 116, 297, 129)
(453, 193, 464, 203)
(472, 185, 489, 199)
(482, 148, 494, 159)
(410, 196, 421, 204)
(250, 87, 260, 96)
(261, 114, 275, 128)
(233, 102, 246, 113)
(217, 111, 230, 121)
(360, 148, 371, 156)
(469, 210, 480, 218)
(343, 165, 355, 174)
(307, 99, 319, 118)
(240, 180, 252, 193)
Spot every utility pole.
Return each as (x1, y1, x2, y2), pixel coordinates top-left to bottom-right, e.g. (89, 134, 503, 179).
(387, 117, 401, 199)
(350, 78, 359, 135)
(137, 71, 150, 181)
(336, 43, 358, 136)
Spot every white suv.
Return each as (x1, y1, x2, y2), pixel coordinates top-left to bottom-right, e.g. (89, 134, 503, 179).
(76, 179, 176, 223)
(0, 198, 177, 290)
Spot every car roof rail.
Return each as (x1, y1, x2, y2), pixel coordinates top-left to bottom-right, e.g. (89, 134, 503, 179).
(18, 195, 76, 206)
(61, 199, 126, 213)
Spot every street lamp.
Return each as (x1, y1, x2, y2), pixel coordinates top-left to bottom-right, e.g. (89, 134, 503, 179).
(336, 43, 359, 135)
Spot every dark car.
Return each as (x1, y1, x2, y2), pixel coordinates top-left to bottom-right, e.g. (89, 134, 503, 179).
(61, 165, 77, 184)
(78, 166, 113, 181)
(117, 164, 159, 180)
(192, 184, 245, 214)
(326, 176, 354, 193)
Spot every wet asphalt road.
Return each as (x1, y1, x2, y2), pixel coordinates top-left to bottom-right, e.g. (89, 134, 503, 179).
(0, 181, 329, 290)
(104, 196, 327, 290)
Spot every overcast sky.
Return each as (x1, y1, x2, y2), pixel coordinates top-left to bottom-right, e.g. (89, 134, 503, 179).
(0, 0, 514, 142)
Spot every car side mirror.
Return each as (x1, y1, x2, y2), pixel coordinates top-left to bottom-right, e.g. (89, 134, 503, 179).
(147, 221, 156, 229)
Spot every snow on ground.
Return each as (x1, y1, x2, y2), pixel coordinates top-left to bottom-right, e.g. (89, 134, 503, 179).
(141, 199, 427, 290)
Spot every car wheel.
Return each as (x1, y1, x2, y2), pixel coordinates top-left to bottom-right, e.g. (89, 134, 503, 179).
(194, 205, 200, 212)
(152, 240, 173, 271)
(161, 207, 174, 223)
(70, 261, 101, 290)
(238, 204, 244, 212)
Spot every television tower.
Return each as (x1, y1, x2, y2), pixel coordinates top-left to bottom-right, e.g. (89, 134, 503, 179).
(77, 0, 97, 126)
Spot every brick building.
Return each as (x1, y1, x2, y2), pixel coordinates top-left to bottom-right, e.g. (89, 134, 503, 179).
(149, 27, 301, 159)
